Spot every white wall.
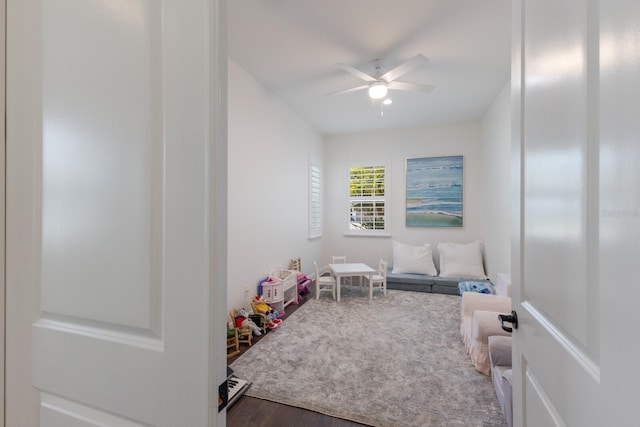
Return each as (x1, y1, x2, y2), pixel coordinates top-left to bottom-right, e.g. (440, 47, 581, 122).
(227, 60, 324, 311)
(323, 122, 486, 270)
(481, 82, 511, 282)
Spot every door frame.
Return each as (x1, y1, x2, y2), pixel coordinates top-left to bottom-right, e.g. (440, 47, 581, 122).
(209, 0, 228, 423)
(0, 0, 6, 424)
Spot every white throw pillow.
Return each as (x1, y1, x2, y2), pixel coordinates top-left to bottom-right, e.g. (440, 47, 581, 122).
(437, 241, 488, 279)
(392, 241, 438, 276)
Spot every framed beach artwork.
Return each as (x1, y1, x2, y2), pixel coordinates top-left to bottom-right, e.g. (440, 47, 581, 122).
(405, 155, 463, 227)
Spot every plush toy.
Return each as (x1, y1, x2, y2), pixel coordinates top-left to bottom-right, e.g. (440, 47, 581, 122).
(253, 295, 283, 319)
(253, 296, 282, 328)
(253, 295, 272, 316)
(234, 308, 262, 336)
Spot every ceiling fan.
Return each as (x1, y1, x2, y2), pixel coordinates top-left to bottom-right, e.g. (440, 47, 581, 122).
(326, 54, 435, 100)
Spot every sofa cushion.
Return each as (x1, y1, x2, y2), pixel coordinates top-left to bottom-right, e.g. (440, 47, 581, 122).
(391, 241, 438, 276)
(437, 241, 488, 280)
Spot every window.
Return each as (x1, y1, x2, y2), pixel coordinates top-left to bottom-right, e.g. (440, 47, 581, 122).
(309, 160, 322, 239)
(348, 164, 387, 233)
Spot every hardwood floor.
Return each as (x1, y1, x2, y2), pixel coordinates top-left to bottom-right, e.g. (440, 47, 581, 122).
(227, 289, 367, 426)
(227, 396, 367, 427)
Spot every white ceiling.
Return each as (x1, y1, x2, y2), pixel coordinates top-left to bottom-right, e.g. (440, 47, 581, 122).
(228, 0, 511, 136)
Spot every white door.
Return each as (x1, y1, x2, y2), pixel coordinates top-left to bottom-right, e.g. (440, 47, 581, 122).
(512, 1, 640, 426)
(5, 0, 227, 426)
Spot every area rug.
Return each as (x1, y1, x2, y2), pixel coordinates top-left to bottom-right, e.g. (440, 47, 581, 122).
(230, 289, 506, 427)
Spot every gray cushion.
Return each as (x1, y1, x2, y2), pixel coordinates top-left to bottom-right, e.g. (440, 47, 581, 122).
(432, 283, 461, 295)
(489, 335, 512, 427)
(489, 335, 512, 367)
(386, 267, 492, 295)
(386, 269, 435, 285)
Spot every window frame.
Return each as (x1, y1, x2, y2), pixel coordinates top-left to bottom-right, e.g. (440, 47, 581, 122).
(345, 162, 390, 236)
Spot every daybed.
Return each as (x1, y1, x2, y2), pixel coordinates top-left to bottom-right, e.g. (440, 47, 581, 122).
(387, 240, 492, 295)
(386, 269, 492, 295)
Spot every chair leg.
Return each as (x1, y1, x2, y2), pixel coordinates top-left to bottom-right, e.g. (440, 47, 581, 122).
(227, 329, 240, 359)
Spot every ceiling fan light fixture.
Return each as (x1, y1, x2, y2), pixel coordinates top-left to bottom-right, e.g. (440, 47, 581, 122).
(368, 82, 388, 99)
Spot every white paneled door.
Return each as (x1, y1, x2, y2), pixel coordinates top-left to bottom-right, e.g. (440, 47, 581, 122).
(512, 0, 599, 425)
(513, 1, 640, 426)
(6, 0, 227, 426)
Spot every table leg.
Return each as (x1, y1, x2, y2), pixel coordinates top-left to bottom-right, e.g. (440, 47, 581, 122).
(368, 273, 373, 300)
(337, 275, 341, 302)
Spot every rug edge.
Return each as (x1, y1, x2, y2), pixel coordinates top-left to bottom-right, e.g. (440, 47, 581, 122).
(245, 391, 379, 427)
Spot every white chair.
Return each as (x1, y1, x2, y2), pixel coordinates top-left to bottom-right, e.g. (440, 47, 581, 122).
(314, 261, 336, 300)
(367, 259, 388, 296)
(331, 255, 352, 288)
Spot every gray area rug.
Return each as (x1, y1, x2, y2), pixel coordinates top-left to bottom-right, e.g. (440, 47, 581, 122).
(230, 288, 506, 427)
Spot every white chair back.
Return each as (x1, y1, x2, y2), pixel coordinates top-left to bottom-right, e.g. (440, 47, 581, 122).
(331, 255, 351, 286)
(379, 259, 388, 276)
(314, 261, 336, 300)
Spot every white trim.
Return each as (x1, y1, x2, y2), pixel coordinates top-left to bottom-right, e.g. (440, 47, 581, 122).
(209, 0, 227, 423)
(0, 1, 5, 422)
(525, 368, 568, 427)
(342, 233, 392, 238)
(522, 301, 601, 383)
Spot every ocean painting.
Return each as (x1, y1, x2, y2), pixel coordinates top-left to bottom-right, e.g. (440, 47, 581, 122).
(406, 156, 463, 227)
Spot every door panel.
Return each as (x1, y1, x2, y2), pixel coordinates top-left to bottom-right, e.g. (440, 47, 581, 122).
(41, 393, 149, 427)
(524, 369, 561, 427)
(6, 0, 226, 425)
(41, 0, 162, 331)
(513, 0, 600, 425)
(523, 0, 592, 350)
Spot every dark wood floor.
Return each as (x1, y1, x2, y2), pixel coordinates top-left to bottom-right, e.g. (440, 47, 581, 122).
(227, 396, 367, 427)
(226, 290, 368, 427)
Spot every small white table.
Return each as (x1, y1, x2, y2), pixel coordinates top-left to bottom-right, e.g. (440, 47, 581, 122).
(329, 263, 376, 302)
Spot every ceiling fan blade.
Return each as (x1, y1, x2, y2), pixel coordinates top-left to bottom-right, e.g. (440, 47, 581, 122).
(324, 84, 369, 96)
(388, 81, 435, 93)
(336, 63, 378, 82)
(380, 54, 429, 82)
